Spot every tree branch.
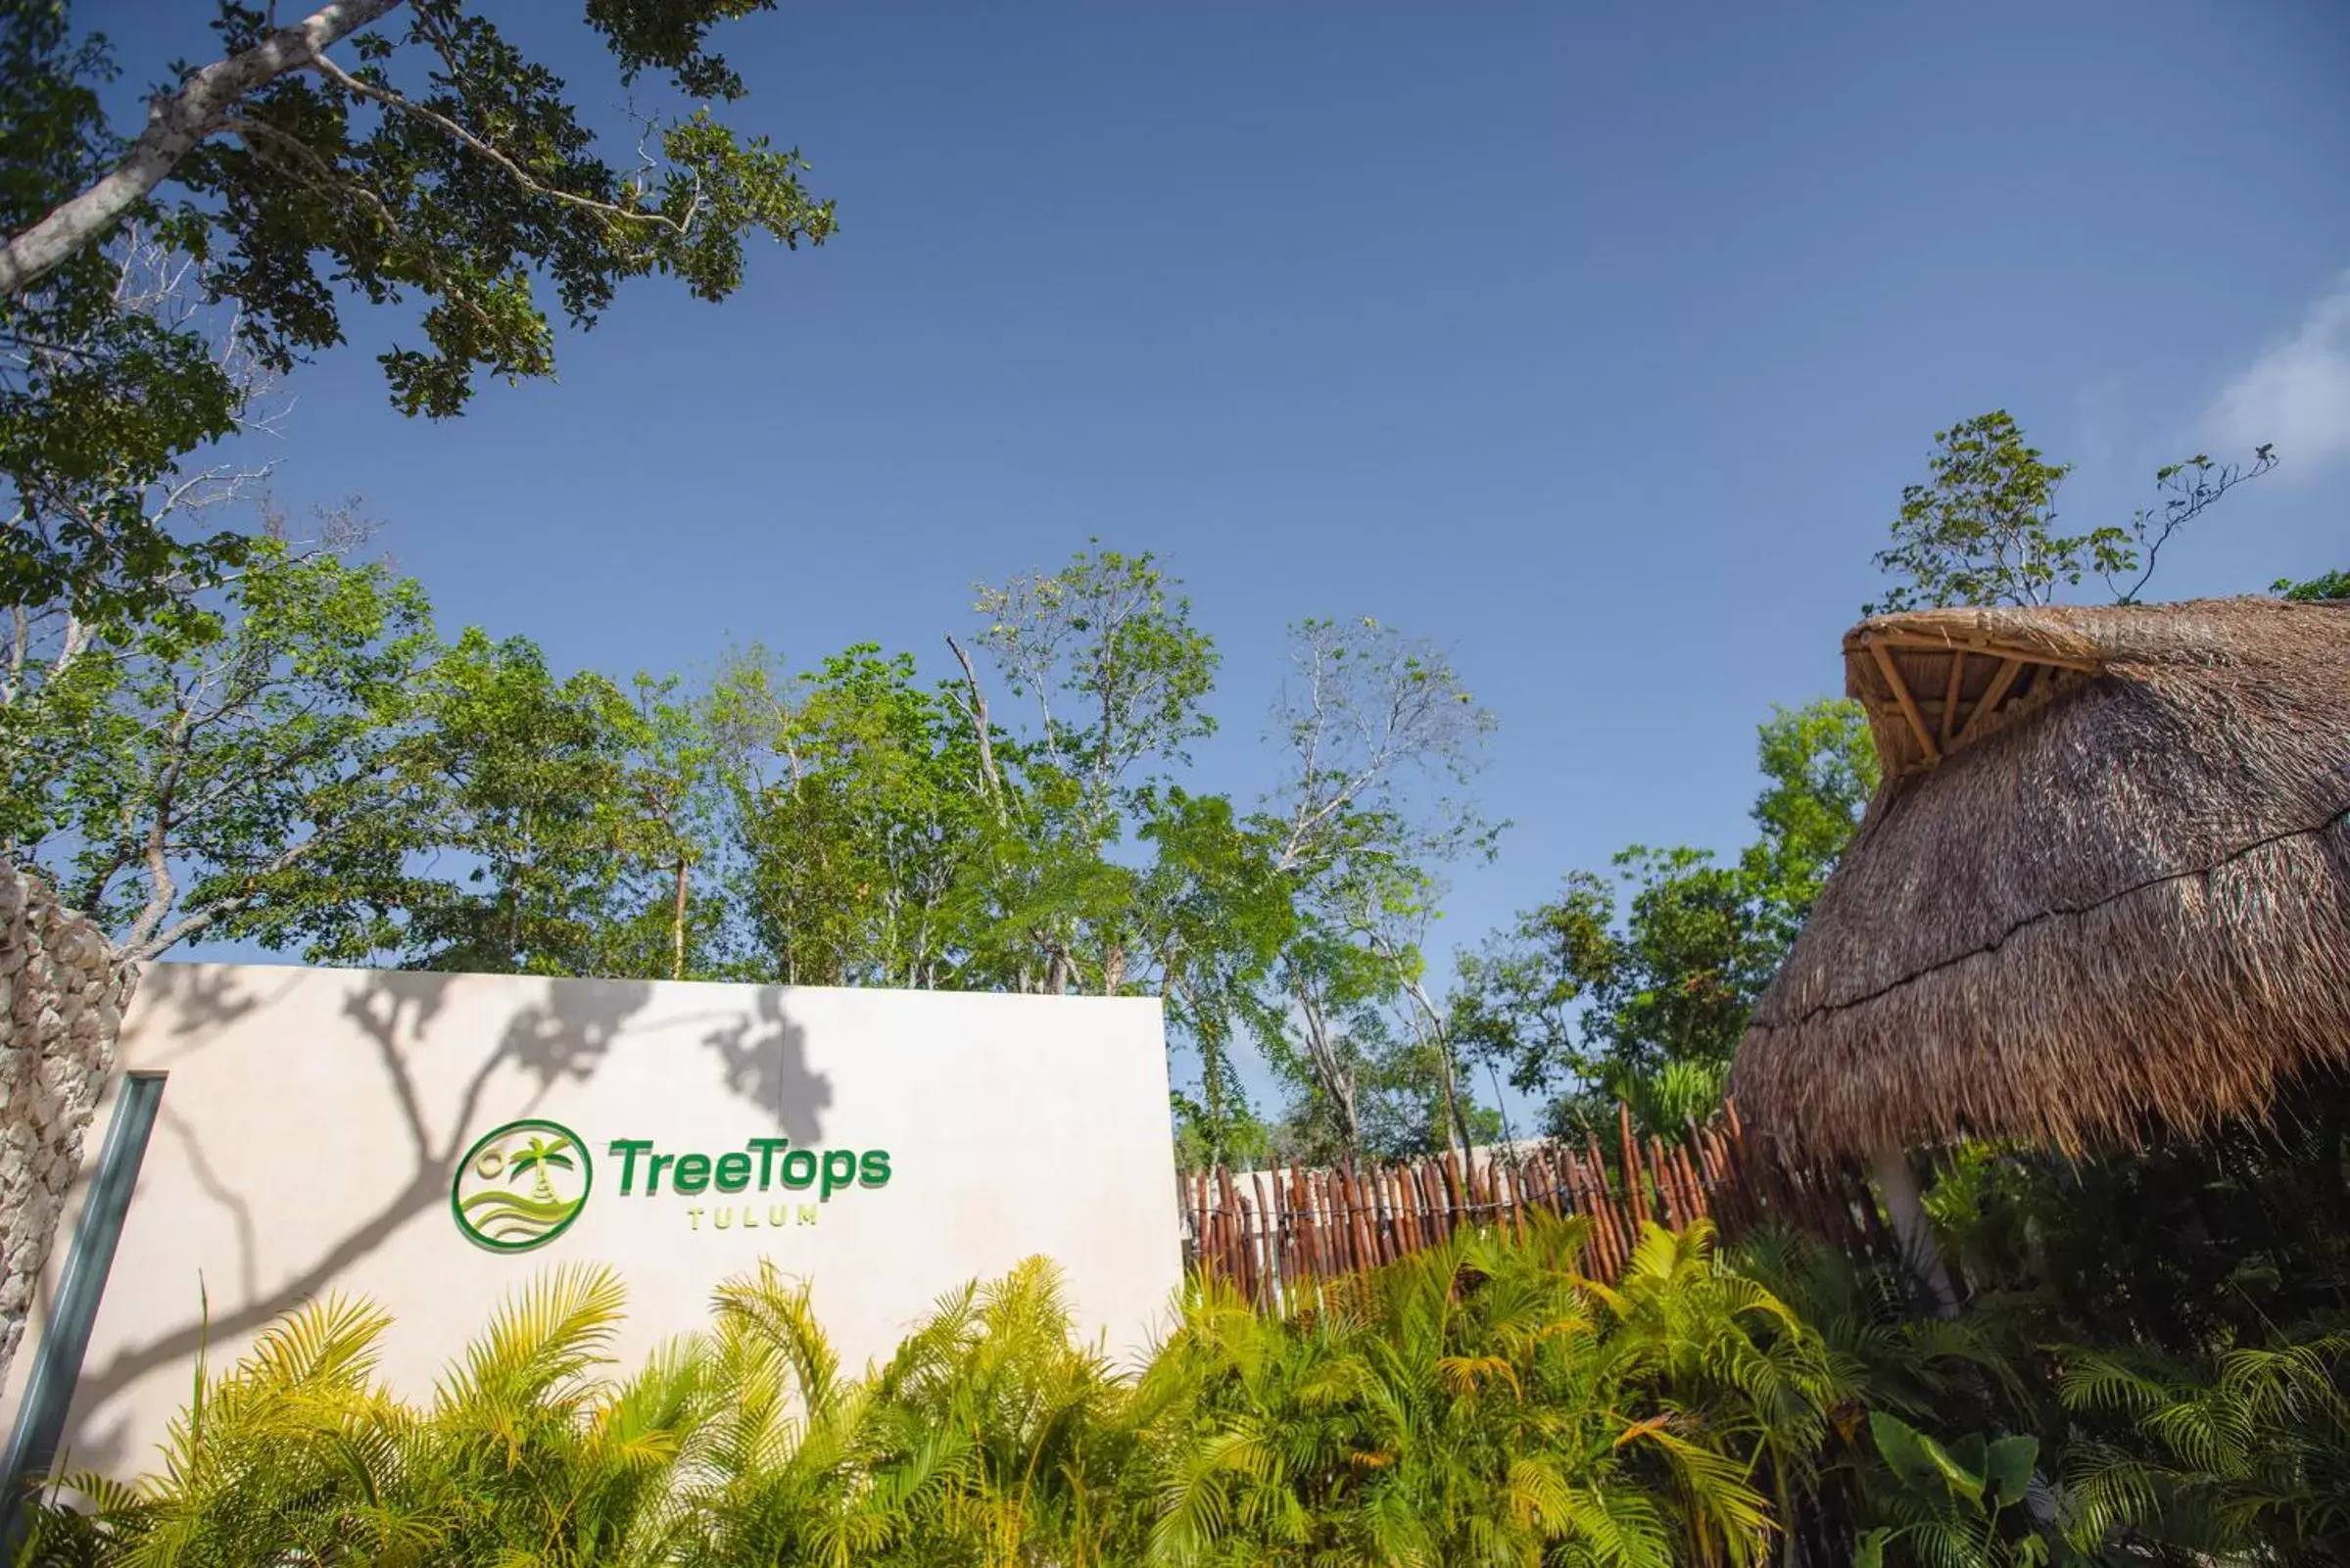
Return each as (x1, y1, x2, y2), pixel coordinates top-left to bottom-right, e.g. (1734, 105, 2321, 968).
(0, 0, 408, 298)
(944, 634, 1007, 827)
(127, 834, 326, 964)
(302, 51, 703, 238)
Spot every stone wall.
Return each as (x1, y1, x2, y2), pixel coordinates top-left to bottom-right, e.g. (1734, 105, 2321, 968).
(0, 863, 132, 1403)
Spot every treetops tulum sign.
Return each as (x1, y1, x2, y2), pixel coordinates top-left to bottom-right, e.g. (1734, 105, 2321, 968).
(449, 1117, 897, 1251)
(0, 966, 1181, 1484)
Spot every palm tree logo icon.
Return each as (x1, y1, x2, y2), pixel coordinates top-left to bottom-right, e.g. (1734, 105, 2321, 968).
(452, 1118, 594, 1252)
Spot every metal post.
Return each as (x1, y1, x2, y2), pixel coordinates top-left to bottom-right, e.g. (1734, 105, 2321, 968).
(0, 1072, 167, 1551)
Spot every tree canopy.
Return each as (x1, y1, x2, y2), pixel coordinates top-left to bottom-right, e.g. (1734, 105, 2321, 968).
(3, 531, 1515, 1169)
(1865, 409, 2277, 615)
(2, 0, 831, 622)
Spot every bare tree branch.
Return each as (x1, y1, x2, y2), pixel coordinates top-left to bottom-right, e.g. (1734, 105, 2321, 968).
(944, 634, 1007, 826)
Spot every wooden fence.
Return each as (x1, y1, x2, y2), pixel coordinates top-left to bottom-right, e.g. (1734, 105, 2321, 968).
(1180, 1100, 1895, 1311)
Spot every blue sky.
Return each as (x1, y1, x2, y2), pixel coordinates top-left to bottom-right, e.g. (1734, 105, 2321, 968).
(89, 2, 2350, 1110)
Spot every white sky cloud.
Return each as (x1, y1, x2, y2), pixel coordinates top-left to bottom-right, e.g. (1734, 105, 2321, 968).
(2201, 272, 2350, 475)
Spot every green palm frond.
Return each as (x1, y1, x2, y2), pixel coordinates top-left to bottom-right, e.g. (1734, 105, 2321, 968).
(435, 1260, 627, 1430)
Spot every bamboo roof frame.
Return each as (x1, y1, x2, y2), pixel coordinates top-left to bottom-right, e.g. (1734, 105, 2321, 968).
(1846, 622, 2106, 781)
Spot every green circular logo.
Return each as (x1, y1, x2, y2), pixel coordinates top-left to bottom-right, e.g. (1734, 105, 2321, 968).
(452, 1118, 592, 1253)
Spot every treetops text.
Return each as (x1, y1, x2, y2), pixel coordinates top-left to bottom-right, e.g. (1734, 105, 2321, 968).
(607, 1137, 891, 1201)
(609, 1136, 893, 1235)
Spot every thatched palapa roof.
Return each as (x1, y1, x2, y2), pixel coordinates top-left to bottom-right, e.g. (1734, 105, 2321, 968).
(1727, 595, 2350, 1162)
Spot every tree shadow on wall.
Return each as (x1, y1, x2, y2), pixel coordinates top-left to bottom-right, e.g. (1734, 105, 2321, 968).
(62, 966, 839, 1478)
(700, 984, 831, 1146)
(62, 967, 654, 1475)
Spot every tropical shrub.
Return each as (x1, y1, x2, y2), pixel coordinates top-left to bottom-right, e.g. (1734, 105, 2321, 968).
(2055, 1321, 2350, 1566)
(22, 1204, 2349, 1568)
(18, 1218, 1845, 1568)
(1139, 1216, 1836, 1567)
(1853, 1413, 2044, 1568)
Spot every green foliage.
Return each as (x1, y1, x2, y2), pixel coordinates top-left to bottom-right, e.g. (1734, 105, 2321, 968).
(1855, 1413, 2048, 1568)
(0, 533, 437, 961)
(6, 538, 1515, 1170)
(718, 642, 1000, 989)
(1865, 411, 2089, 614)
(19, 1219, 1841, 1568)
(1, 7, 254, 622)
(2055, 1323, 2350, 1564)
(1243, 616, 1503, 1164)
(1865, 410, 2276, 614)
(3, 0, 832, 621)
(337, 629, 654, 975)
(1868, 1101, 2350, 1566)
(1742, 699, 1880, 945)
(2274, 567, 2349, 601)
(15, 1117, 2349, 1568)
(1143, 1218, 1834, 1567)
(1458, 698, 1876, 1142)
(977, 546, 1221, 809)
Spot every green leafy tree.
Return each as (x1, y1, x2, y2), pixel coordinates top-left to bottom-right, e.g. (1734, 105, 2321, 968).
(3, 0, 834, 620)
(1254, 616, 1501, 1164)
(969, 546, 1222, 997)
(286, 629, 650, 974)
(1, 530, 435, 963)
(721, 643, 999, 989)
(611, 671, 729, 981)
(1130, 786, 1292, 1169)
(0, 525, 436, 1422)
(1742, 697, 1880, 945)
(1866, 411, 2277, 615)
(1461, 699, 1876, 1141)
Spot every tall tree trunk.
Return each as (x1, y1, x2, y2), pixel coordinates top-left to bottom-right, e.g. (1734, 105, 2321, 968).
(1438, 1048, 1472, 1158)
(944, 636, 1008, 826)
(1870, 1143, 1958, 1317)
(1199, 1025, 1227, 1169)
(1292, 972, 1363, 1164)
(670, 854, 690, 981)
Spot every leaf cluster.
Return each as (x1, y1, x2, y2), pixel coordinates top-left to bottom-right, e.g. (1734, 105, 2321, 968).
(4, 0, 832, 621)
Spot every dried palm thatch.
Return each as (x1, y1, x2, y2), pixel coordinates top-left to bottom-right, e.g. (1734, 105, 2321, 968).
(1728, 595, 2350, 1163)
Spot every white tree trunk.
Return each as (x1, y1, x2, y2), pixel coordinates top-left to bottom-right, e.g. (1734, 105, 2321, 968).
(1870, 1142, 1958, 1317)
(0, 865, 137, 1402)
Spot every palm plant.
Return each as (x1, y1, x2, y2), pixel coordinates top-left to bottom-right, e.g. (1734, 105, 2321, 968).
(875, 1259, 1136, 1566)
(1139, 1213, 1836, 1567)
(414, 1262, 714, 1567)
(22, 1291, 425, 1567)
(19, 1264, 712, 1568)
(2055, 1323, 2350, 1565)
(63, 1222, 2313, 1568)
(678, 1259, 973, 1568)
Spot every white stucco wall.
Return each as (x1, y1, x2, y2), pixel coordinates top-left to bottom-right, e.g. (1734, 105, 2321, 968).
(0, 964, 1183, 1481)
